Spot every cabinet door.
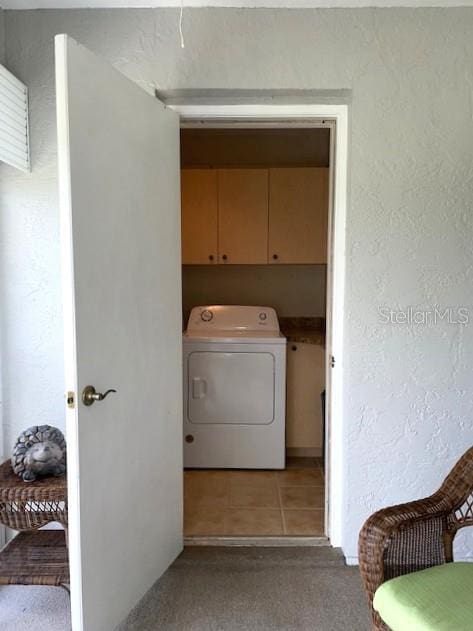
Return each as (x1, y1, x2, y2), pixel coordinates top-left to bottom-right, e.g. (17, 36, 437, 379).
(218, 169, 268, 264)
(269, 167, 328, 264)
(286, 343, 325, 453)
(181, 169, 218, 264)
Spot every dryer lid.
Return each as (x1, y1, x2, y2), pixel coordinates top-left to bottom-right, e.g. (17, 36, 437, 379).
(185, 305, 281, 338)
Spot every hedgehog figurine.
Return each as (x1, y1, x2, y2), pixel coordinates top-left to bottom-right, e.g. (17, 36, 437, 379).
(11, 425, 66, 482)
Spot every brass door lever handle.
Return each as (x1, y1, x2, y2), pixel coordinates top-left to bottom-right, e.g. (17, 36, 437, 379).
(82, 385, 117, 406)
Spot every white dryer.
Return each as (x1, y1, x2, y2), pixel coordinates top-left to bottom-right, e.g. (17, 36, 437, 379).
(183, 305, 287, 469)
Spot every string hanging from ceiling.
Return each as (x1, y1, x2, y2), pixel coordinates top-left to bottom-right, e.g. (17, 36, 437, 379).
(179, 0, 185, 48)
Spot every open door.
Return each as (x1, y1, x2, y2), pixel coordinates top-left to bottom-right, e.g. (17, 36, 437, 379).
(55, 35, 183, 631)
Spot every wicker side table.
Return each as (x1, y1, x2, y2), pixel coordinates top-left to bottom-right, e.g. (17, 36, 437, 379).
(0, 460, 69, 588)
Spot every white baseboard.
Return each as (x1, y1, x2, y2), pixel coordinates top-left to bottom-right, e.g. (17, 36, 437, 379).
(344, 556, 359, 566)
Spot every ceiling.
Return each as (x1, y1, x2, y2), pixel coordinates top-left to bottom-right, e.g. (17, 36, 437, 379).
(2, 0, 473, 8)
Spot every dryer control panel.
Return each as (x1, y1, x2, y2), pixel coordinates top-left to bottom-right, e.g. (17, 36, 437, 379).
(186, 305, 280, 334)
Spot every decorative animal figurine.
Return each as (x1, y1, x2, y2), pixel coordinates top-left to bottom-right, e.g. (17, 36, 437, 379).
(11, 425, 66, 482)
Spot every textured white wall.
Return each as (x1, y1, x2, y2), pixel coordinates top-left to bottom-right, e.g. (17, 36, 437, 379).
(1, 7, 473, 561)
(0, 10, 65, 458)
(0, 7, 65, 467)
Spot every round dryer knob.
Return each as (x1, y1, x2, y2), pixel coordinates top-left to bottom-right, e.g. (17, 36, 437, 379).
(201, 309, 213, 322)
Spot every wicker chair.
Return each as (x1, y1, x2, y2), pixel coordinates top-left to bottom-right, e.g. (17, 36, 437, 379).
(358, 445, 473, 630)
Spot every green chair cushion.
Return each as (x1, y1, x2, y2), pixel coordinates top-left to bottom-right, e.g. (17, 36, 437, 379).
(373, 562, 473, 631)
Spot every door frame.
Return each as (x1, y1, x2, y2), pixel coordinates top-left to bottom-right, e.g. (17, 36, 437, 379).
(172, 103, 348, 547)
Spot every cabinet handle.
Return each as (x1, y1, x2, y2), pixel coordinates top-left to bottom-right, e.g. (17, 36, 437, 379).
(209, 254, 214, 261)
(272, 254, 279, 260)
(292, 345, 297, 351)
(222, 254, 228, 261)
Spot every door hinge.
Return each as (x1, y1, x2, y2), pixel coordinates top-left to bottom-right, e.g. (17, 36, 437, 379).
(67, 391, 75, 409)
(330, 356, 336, 368)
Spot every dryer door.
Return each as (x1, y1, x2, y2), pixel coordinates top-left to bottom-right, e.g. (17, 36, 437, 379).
(188, 351, 275, 424)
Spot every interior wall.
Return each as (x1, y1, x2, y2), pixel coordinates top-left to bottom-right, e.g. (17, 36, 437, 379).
(0, 8, 65, 457)
(1, 7, 473, 563)
(182, 265, 326, 322)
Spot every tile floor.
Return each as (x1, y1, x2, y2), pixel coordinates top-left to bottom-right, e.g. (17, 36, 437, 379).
(184, 459, 325, 537)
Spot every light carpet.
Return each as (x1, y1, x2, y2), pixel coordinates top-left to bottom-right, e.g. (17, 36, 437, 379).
(0, 584, 70, 631)
(0, 547, 370, 631)
(118, 547, 370, 631)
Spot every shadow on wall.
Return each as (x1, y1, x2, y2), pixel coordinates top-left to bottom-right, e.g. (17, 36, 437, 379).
(182, 264, 326, 323)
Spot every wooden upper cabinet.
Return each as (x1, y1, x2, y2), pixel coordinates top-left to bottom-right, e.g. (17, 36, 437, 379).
(218, 169, 269, 264)
(181, 169, 218, 264)
(181, 167, 329, 265)
(269, 167, 329, 264)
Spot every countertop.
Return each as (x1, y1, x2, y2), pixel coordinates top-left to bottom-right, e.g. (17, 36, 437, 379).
(279, 317, 325, 347)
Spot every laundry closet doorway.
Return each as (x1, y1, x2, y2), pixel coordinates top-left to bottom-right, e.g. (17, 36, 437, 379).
(57, 34, 347, 627)
(173, 104, 348, 548)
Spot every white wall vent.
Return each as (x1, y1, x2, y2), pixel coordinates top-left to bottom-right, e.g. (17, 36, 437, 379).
(0, 64, 30, 172)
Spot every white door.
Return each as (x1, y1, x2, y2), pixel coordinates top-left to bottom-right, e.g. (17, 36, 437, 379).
(55, 35, 183, 631)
